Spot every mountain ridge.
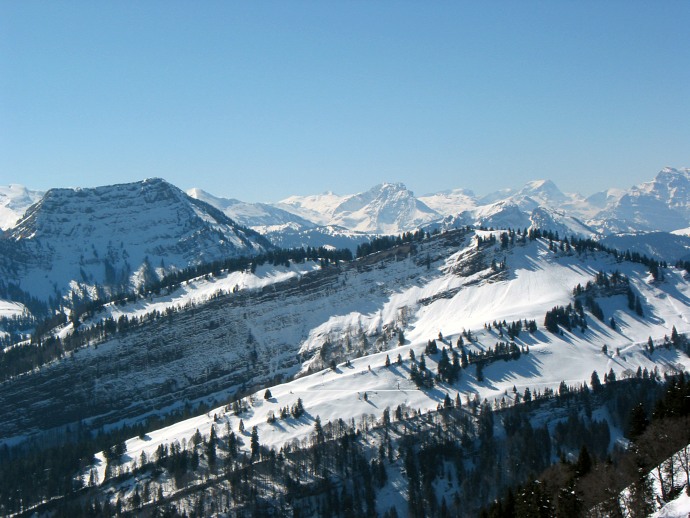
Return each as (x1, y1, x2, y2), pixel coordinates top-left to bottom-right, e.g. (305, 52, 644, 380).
(0, 178, 270, 302)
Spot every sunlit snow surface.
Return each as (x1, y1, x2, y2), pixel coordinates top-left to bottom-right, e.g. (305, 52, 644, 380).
(85, 232, 690, 486)
(653, 490, 690, 517)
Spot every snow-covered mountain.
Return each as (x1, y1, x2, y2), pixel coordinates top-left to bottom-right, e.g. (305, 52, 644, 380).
(276, 190, 351, 226)
(600, 232, 690, 262)
(329, 182, 439, 233)
(3, 226, 689, 514)
(0, 184, 44, 230)
(529, 206, 597, 238)
(591, 167, 690, 233)
(262, 224, 372, 251)
(4, 227, 689, 445)
(436, 200, 596, 238)
(188, 188, 371, 250)
(186, 188, 316, 233)
(417, 179, 599, 238)
(184, 167, 690, 249)
(278, 183, 441, 234)
(2, 185, 690, 516)
(585, 187, 626, 211)
(475, 179, 598, 224)
(418, 188, 477, 216)
(269, 168, 690, 244)
(516, 179, 571, 206)
(0, 178, 270, 301)
(3, 166, 689, 310)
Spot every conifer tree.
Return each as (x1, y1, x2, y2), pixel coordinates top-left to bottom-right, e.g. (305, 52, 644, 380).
(206, 425, 217, 468)
(314, 416, 325, 443)
(590, 370, 602, 392)
(250, 426, 260, 458)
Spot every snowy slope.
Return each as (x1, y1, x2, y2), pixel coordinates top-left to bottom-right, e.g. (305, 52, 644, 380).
(0, 184, 43, 230)
(0, 230, 470, 443)
(187, 188, 316, 232)
(276, 191, 351, 226)
(73, 231, 690, 481)
(418, 188, 477, 217)
(653, 490, 690, 517)
(262, 224, 372, 251)
(600, 232, 690, 262)
(187, 188, 372, 250)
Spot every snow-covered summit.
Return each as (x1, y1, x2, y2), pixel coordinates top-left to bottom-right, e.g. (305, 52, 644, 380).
(329, 182, 439, 234)
(0, 184, 44, 230)
(277, 183, 440, 234)
(591, 167, 690, 233)
(1, 178, 270, 300)
(517, 179, 569, 204)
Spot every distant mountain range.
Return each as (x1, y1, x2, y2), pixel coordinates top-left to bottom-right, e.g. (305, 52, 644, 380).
(187, 166, 690, 237)
(2, 167, 690, 305)
(187, 166, 690, 257)
(2, 168, 690, 516)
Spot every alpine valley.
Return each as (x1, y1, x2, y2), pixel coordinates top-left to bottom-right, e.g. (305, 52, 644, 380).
(1, 168, 690, 517)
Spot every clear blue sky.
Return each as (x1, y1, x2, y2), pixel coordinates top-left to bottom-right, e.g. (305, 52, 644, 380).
(1, 1, 688, 202)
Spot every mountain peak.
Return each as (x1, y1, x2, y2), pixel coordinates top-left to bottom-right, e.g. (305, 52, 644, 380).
(0, 184, 44, 230)
(330, 182, 438, 233)
(660, 166, 690, 175)
(2, 179, 269, 300)
(654, 167, 690, 185)
(523, 179, 554, 189)
(591, 167, 690, 233)
(376, 182, 408, 191)
(518, 179, 564, 197)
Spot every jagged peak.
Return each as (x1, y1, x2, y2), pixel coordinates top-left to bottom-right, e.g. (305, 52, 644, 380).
(659, 166, 690, 175)
(367, 182, 412, 197)
(631, 167, 690, 195)
(654, 167, 690, 183)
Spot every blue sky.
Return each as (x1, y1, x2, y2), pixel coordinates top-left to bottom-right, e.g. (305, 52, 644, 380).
(1, 1, 688, 202)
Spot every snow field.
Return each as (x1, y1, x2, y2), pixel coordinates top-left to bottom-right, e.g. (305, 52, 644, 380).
(66, 233, 690, 490)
